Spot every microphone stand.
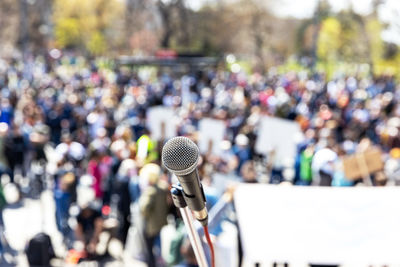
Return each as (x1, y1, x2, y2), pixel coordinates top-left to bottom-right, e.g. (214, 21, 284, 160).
(171, 186, 208, 267)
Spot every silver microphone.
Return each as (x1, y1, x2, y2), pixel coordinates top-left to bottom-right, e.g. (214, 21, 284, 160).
(162, 136, 208, 226)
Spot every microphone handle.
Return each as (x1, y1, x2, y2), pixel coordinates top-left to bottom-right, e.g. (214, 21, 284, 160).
(177, 169, 207, 212)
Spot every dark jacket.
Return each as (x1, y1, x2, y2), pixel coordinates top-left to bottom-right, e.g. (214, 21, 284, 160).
(139, 182, 169, 237)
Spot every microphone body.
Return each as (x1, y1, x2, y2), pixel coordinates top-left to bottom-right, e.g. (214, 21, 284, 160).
(162, 137, 208, 226)
(178, 169, 208, 225)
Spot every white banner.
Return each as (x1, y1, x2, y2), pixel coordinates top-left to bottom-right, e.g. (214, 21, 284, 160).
(234, 184, 400, 265)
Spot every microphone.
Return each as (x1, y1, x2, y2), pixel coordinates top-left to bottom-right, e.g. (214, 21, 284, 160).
(162, 136, 208, 226)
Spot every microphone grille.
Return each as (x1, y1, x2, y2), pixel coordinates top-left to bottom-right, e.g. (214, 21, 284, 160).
(162, 136, 199, 176)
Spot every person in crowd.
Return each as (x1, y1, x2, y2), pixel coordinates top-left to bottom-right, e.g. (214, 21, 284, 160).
(4, 125, 25, 183)
(55, 132, 86, 166)
(75, 201, 104, 257)
(312, 145, 338, 186)
(173, 238, 198, 267)
(0, 123, 10, 184)
(0, 181, 5, 260)
(139, 163, 169, 267)
(54, 172, 75, 248)
(87, 149, 112, 201)
(232, 134, 251, 175)
(113, 158, 137, 247)
(240, 160, 258, 183)
(136, 129, 158, 165)
(299, 144, 314, 185)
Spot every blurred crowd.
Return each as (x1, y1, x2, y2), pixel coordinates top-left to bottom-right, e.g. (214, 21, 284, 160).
(0, 52, 399, 266)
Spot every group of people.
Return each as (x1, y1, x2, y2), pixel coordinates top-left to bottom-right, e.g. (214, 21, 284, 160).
(0, 52, 399, 266)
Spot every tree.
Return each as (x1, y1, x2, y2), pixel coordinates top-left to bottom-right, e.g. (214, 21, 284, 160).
(310, 0, 332, 69)
(240, 0, 273, 73)
(157, 0, 175, 48)
(53, 0, 124, 55)
(337, 10, 369, 63)
(317, 17, 341, 77)
(317, 17, 341, 62)
(124, 0, 156, 53)
(193, 0, 297, 68)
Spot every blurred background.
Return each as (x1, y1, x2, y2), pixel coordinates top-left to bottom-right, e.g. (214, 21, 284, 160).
(1, 0, 400, 74)
(0, 0, 400, 266)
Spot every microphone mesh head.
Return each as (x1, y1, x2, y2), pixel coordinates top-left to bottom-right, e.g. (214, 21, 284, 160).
(162, 136, 199, 176)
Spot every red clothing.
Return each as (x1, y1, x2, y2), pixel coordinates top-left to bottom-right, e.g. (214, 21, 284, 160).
(88, 160, 103, 198)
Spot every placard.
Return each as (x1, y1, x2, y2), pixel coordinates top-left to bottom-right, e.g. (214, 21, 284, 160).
(255, 116, 303, 167)
(146, 106, 177, 141)
(234, 184, 400, 265)
(198, 118, 226, 156)
(342, 148, 384, 180)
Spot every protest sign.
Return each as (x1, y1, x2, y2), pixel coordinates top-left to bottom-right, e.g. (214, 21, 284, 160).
(235, 184, 400, 265)
(255, 116, 303, 166)
(198, 118, 226, 156)
(146, 106, 177, 140)
(342, 148, 384, 180)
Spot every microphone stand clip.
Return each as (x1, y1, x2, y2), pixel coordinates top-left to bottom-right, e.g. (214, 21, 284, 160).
(171, 185, 209, 267)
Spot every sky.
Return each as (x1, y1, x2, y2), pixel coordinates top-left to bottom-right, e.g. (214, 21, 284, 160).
(187, 0, 400, 44)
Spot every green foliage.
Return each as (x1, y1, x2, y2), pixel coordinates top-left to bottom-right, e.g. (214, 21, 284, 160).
(316, 17, 341, 78)
(54, 18, 81, 48)
(45, 0, 400, 72)
(364, 17, 400, 78)
(314, 0, 332, 20)
(366, 18, 384, 66)
(317, 17, 341, 62)
(278, 57, 309, 73)
(87, 31, 106, 56)
(337, 11, 367, 61)
(226, 60, 252, 74)
(314, 11, 400, 79)
(53, 0, 123, 55)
